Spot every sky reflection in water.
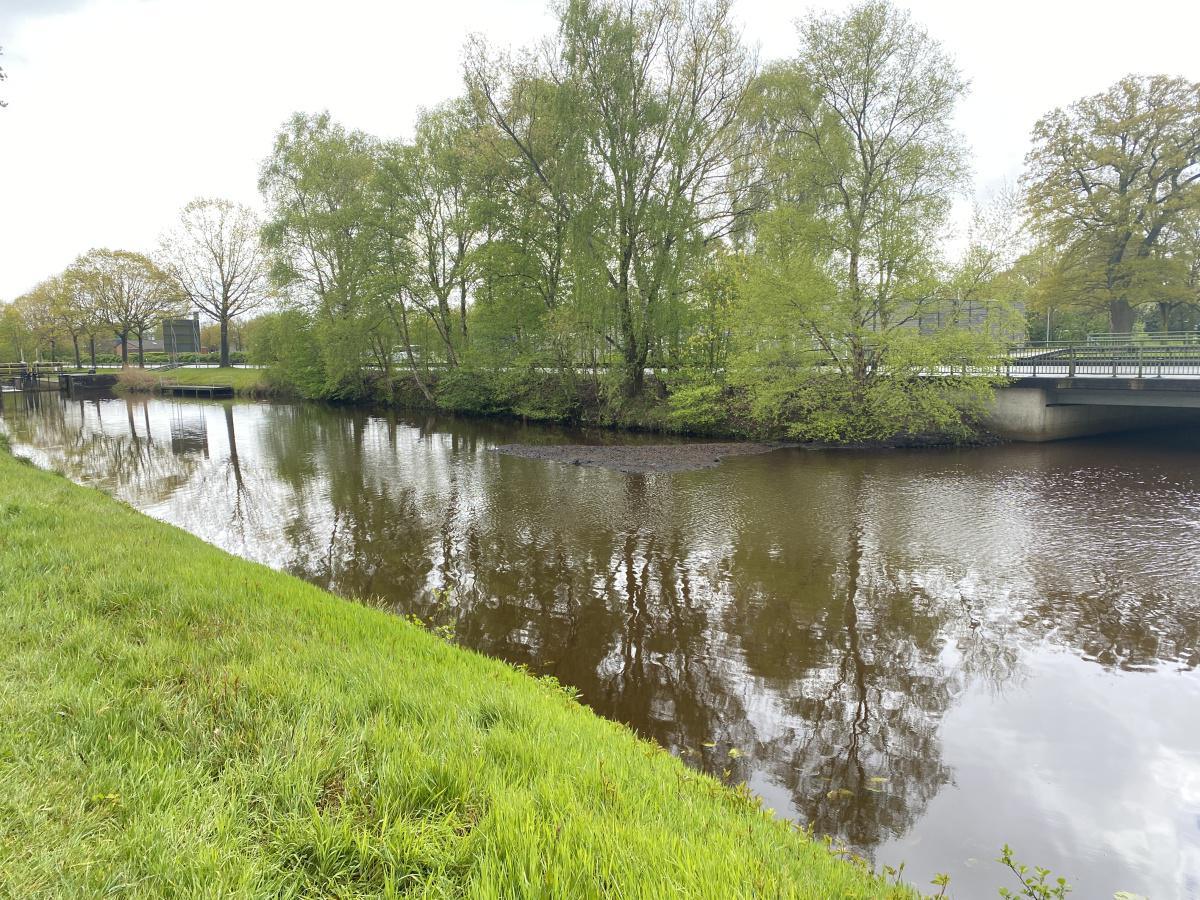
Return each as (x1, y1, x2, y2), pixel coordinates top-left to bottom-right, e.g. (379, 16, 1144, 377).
(3, 392, 1199, 899)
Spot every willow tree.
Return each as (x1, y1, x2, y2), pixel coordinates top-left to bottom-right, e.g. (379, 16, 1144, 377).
(394, 102, 482, 367)
(1024, 75, 1200, 334)
(160, 198, 270, 366)
(464, 70, 576, 369)
(736, 2, 997, 442)
(468, 0, 755, 397)
(259, 113, 382, 397)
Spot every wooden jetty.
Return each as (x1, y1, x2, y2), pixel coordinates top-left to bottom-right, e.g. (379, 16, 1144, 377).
(163, 383, 234, 399)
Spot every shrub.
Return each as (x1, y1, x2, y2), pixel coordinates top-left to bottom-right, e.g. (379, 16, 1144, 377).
(114, 368, 160, 393)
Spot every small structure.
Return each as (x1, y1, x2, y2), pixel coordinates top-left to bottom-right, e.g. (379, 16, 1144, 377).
(163, 383, 233, 399)
(59, 372, 119, 395)
(162, 314, 203, 356)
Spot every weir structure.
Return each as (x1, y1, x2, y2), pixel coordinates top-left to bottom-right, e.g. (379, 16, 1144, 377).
(987, 340, 1200, 441)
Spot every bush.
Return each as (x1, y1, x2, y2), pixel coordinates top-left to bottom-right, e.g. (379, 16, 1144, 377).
(249, 311, 328, 400)
(494, 365, 582, 422)
(114, 368, 160, 393)
(666, 370, 730, 432)
(434, 367, 502, 416)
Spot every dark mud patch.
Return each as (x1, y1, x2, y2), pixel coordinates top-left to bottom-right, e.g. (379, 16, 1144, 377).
(494, 442, 790, 474)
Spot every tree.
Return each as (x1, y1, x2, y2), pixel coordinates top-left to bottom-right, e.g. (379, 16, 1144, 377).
(1152, 213, 1200, 331)
(1, 46, 8, 109)
(0, 304, 21, 359)
(7, 287, 60, 362)
(47, 272, 98, 368)
(733, 1, 996, 442)
(259, 112, 382, 398)
(160, 199, 270, 367)
(465, 65, 576, 367)
(468, 0, 756, 396)
(379, 102, 482, 369)
(77, 249, 177, 367)
(1024, 75, 1200, 333)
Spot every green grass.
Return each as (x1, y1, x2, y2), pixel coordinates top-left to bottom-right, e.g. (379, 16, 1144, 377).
(107, 365, 278, 396)
(160, 367, 273, 392)
(0, 443, 909, 898)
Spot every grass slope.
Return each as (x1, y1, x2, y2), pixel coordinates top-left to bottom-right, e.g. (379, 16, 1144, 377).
(102, 366, 279, 398)
(0, 444, 908, 899)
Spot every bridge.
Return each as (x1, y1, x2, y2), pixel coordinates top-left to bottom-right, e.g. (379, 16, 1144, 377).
(989, 339, 1200, 441)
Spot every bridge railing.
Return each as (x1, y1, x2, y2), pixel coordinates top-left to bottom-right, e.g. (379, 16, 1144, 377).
(1084, 331, 1200, 347)
(1003, 342, 1200, 378)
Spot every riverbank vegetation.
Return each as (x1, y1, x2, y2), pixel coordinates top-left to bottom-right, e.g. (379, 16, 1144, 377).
(3, 1, 1198, 441)
(0, 439, 915, 897)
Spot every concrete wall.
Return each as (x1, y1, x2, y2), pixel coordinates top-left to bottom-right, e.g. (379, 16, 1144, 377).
(986, 386, 1200, 442)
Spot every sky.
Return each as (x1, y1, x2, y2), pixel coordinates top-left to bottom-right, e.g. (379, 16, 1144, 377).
(1, 0, 1198, 301)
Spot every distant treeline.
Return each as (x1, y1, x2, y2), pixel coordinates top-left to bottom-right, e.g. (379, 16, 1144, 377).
(4, 1, 1197, 442)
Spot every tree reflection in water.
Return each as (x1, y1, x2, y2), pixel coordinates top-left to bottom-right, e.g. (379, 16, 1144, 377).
(4, 394, 1199, 893)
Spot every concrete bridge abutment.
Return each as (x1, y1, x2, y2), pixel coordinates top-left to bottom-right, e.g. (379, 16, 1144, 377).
(986, 381, 1200, 442)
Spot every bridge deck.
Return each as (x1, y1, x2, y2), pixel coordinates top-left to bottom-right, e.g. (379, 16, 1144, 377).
(1010, 377, 1200, 409)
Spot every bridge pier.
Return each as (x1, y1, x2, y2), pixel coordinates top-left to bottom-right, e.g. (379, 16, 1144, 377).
(987, 381, 1200, 442)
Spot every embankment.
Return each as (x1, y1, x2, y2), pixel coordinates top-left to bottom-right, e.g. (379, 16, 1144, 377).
(113, 366, 282, 398)
(0, 440, 907, 898)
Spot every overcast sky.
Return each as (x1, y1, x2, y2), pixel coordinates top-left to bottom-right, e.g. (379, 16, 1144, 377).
(1, 0, 1198, 301)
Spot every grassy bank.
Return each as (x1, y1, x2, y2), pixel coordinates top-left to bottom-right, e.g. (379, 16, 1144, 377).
(113, 365, 281, 397)
(0, 442, 908, 898)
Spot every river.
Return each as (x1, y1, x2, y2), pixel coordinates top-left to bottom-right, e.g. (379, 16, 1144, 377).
(3, 391, 1198, 899)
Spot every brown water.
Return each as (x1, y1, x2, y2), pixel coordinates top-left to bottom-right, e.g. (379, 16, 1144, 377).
(4, 391, 1199, 899)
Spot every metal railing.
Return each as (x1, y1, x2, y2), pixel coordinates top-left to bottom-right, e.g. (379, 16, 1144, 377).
(1005, 342, 1200, 378)
(1084, 331, 1200, 346)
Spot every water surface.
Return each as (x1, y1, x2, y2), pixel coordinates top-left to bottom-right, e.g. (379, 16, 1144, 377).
(3, 392, 1199, 898)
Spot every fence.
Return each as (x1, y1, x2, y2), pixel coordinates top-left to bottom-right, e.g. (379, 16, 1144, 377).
(1005, 342, 1200, 378)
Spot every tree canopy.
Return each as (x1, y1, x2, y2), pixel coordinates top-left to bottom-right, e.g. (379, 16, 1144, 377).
(9, 0, 1199, 439)
(160, 199, 270, 367)
(1024, 75, 1200, 333)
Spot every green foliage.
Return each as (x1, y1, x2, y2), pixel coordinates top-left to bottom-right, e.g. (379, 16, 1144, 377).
(666, 371, 730, 433)
(434, 366, 502, 416)
(722, 2, 1007, 444)
(468, 0, 755, 397)
(249, 310, 328, 400)
(996, 845, 1072, 899)
(12, 0, 1126, 443)
(1023, 75, 1200, 333)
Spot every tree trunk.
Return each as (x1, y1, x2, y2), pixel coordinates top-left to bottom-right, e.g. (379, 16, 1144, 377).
(617, 280, 643, 398)
(219, 317, 231, 368)
(72, 336, 81, 369)
(120, 332, 129, 367)
(459, 275, 469, 347)
(1158, 302, 1172, 334)
(1109, 299, 1135, 334)
(89, 336, 96, 369)
(137, 332, 145, 368)
(386, 295, 435, 403)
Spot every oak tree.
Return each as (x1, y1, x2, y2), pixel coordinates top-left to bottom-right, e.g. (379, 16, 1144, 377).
(1024, 75, 1200, 333)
